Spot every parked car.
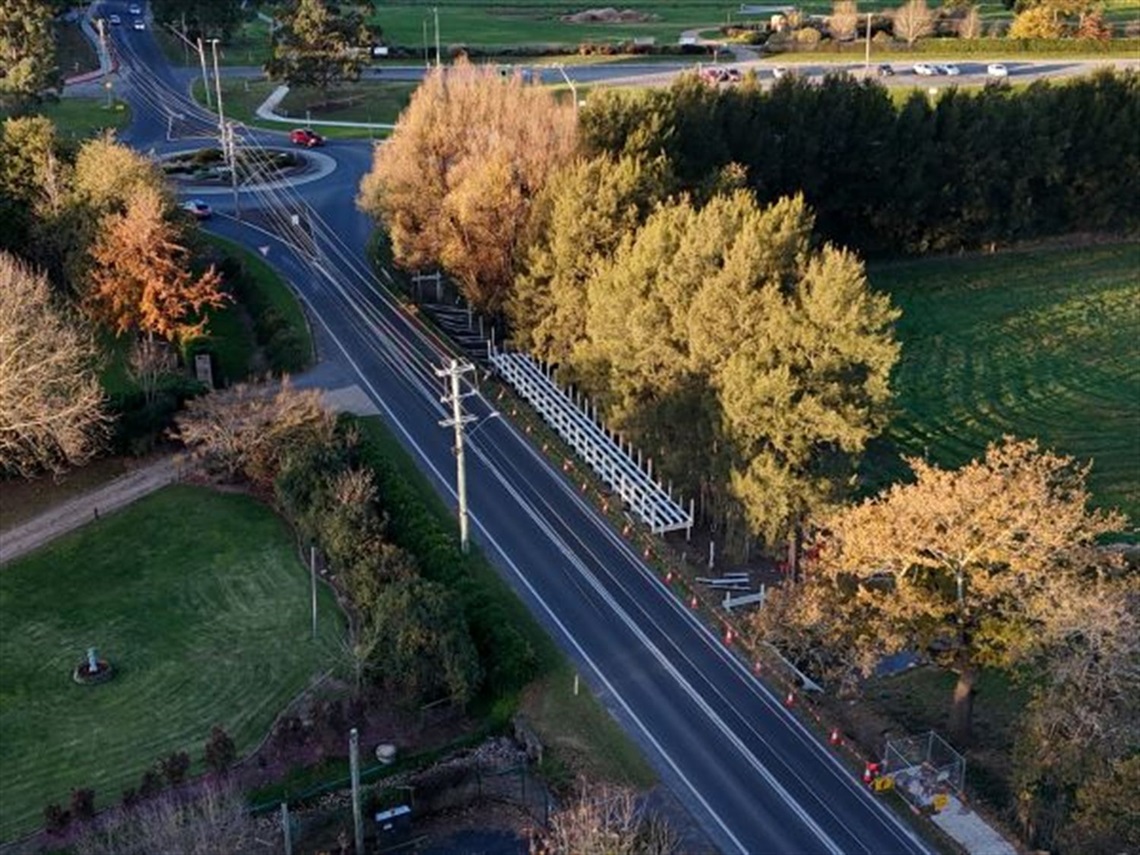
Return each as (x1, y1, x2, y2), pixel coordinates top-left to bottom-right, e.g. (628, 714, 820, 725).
(132, 18, 145, 30)
(877, 63, 895, 77)
(913, 63, 936, 76)
(289, 128, 324, 148)
(108, 13, 121, 25)
(182, 199, 212, 219)
(987, 63, 1009, 78)
(938, 63, 961, 76)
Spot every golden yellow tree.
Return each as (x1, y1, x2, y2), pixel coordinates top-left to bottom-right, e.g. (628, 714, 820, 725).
(86, 186, 227, 342)
(357, 58, 577, 314)
(756, 437, 1128, 743)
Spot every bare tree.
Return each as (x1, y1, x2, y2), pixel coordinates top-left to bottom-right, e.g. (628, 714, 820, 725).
(532, 783, 678, 855)
(128, 337, 178, 406)
(172, 378, 334, 485)
(0, 251, 108, 477)
(74, 782, 261, 855)
(892, 0, 935, 45)
(829, 0, 860, 41)
(958, 5, 983, 38)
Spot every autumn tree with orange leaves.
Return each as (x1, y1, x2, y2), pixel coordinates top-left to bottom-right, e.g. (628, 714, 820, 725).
(753, 437, 1128, 744)
(86, 185, 227, 343)
(357, 57, 577, 315)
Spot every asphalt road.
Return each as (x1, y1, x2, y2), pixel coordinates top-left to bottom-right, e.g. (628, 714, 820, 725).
(87, 5, 1126, 852)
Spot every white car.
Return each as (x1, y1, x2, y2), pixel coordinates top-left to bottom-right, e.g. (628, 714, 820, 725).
(913, 63, 936, 76)
(987, 63, 1009, 78)
(938, 64, 961, 76)
(132, 18, 145, 30)
(772, 65, 790, 80)
(128, 2, 141, 12)
(108, 13, 121, 25)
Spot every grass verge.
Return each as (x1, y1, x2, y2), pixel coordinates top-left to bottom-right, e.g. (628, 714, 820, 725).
(190, 78, 392, 139)
(353, 415, 657, 791)
(199, 233, 314, 377)
(0, 485, 344, 842)
(27, 98, 130, 142)
(55, 21, 100, 78)
(866, 241, 1140, 527)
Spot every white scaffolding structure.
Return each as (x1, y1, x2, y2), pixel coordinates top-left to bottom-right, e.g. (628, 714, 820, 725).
(489, 346, 693, 536)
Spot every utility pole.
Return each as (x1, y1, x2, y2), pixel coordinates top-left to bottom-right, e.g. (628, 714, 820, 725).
(210, 39, 240, 219)
(436, 359, 477, 553)
(309, 543, 318, 640)
(422, 17, 429, 68)
(864, 12, 872, 76)
(433, 6, 441, 66)
(349, 728, 364, 855)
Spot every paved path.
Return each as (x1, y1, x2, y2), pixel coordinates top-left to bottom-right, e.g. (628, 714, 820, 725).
(0, 383, 377, 567)
(0, 455, 184, 565)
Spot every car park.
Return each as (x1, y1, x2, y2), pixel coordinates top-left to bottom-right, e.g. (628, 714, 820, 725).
(987, 63, 1009, 78)
(182, 199, 211, 219)
(289, 128, 324, 147)
(913, 63, 935, 76)
(132, 18, 145, 30)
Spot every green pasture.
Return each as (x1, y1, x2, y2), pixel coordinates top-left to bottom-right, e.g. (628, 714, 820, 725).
(868, 243, 1140, 527)
(0, 486, 344, 842)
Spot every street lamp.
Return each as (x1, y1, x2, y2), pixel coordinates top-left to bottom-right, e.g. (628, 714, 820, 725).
(554, 63, 578, 118)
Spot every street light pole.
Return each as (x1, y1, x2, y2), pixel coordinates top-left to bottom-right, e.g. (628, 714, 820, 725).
(555, 63, 578, 118)
(165, 25, 211, 109)
(433, 6, 441, 66)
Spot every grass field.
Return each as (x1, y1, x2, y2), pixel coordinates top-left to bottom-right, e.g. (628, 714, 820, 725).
(0, 486, 344, 842)
(867, 242, 1140, 528)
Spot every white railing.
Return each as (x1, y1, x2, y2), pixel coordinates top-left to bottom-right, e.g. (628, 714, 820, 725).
(489, 346, 693, 536)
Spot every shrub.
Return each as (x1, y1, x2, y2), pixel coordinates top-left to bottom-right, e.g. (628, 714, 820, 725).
(43, 803, 70, 833)
(204, 725, 237, 775)
(794, 26, 823, 45)
(70, 788, 96, 821)
(139, 768, 163, 799)
(121, 787, 140, 809)
(160, 750, 192, 786)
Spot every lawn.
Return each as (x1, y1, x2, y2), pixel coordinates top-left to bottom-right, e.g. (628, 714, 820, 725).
(190, 78, 391, 139)
(278, 82, 417, 125)
(26, 98, 129, 142)
(0, 486, 344, 842)
(867, 242, 1140, 527)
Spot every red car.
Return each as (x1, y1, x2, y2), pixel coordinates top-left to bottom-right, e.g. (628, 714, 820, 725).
(290, 128, 324, 147)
